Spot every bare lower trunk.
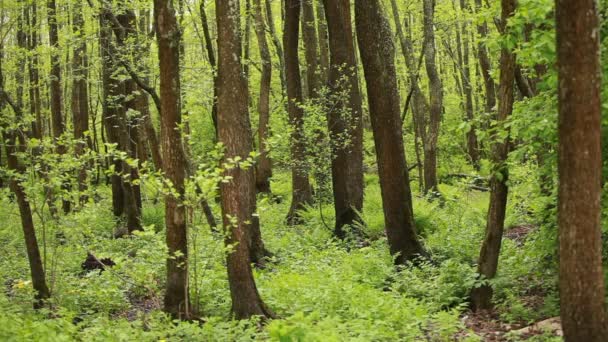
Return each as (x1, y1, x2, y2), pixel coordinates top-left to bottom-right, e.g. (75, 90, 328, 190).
(470, 0, 516, 311)
(322, 0, 365, 238)
(422, 0, 442, 195)
(355, 0, 426, 264)
(253, 0, 273, 194)
(285, 0, 313, 225)
(216, 0, 273, 320)
(154, 0, 191, 320)
(556, 0, 607, 339)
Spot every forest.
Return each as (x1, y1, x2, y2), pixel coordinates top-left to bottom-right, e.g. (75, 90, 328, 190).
(0, 0, 606, 340)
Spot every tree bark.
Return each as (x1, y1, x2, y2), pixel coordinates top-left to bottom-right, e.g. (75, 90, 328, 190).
(27, 3, 43, 139)
(322, 0, 365, 238)
(99, 11, 125, 219)
(302, 0, 320, 98)
(71, 0, 90, 203)
(98, 4, 142, 234)
(47, 0, 70, 213)
(216, 0, 273, 319)
(0, 47, 50, 310)
(199, 0, 219, 138)
(474, 0, 496, 117)
(355, 0, 426, 264)
(154, 0, 191, 320)
(422, 0, 442, 195)
(470, 0, 516, 312)
(284, 0, 314, 225)
(253, 0, 273, 194)
(115, 9, 143, 229)
(316, 0, 329, 84)
(556, 0, 607, 339)
(459, 0, 480, 169)
(389, 0, 428, 190)
(4, 131, 50, 309)
(265, 0, 286, 95)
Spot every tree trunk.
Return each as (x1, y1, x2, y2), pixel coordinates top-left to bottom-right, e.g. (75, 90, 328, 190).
(115, 9, 143, 231)
(47, 0, 70, 213)
(265, 0, 286, 95)
(199, 0, 219, 138)
(27, 3, 43, 139)
(99, 5, 142, 234)
(470, 0, 516, 312)
(216, 0, 273, 319)
(556, 0, 607, 339)
(253, 0, 273, 194)
(0, 48, 50, 310)
(4, 131, 51, 309)
(316, 0, 329, 84)
(136, 12, 163, 172)
(474, 0, 496, 117)
(389, 0, 428, 190)
(422, 0, 442, 196)
(355, 0, 426, 264)
(322, 0, 365, 238)
(284, 0, 313, 225)
(71, 0, 90, 204)
(154, 0, 191, 320)
(302, 0, 320, 98)
(459, 0, 480, 169)
(99, 11, 125, 219)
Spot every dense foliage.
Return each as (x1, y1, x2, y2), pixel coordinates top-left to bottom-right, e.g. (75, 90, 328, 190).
(0, 0, 606, 340)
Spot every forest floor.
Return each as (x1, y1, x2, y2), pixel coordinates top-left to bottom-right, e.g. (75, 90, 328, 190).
(0, 172, 563, 341)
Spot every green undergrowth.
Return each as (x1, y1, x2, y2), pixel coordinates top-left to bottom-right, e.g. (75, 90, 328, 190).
(0, 171, 559, 341)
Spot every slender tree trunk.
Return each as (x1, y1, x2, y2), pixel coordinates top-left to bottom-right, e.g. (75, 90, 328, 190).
(137, 12, 162, 172)
(556, 0, 607, 339)
(389, 0, 428, 189)
(322, 0, 365, 238)
(47, 0, 70, 213)
(71, 0, 90, 204)
(474, 0, 496, 117)
(302, 0, 319, 98)
(99, 11, 125, 219)
(422, 0, 442, 196)
(154, 0, 191, 320)
(252, 0, 273, 194)
(266, 0, 286, 95)
(244, 0, 252, 84)
(115, 10, 143, 231)
(459, 0, 479, 169)
(199, 0, 219, 138)
(355, 0, 426, 264)
(99, 6, 142, 234)
(216, 0, 273, 319)
(4, 132, 50, 309)
(0, 48, 50, 310)
(316, 0, 329, 84)
(284, 0, 313, 225)
(27, 3, 42, 139)
(470, 0, 516, 311)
